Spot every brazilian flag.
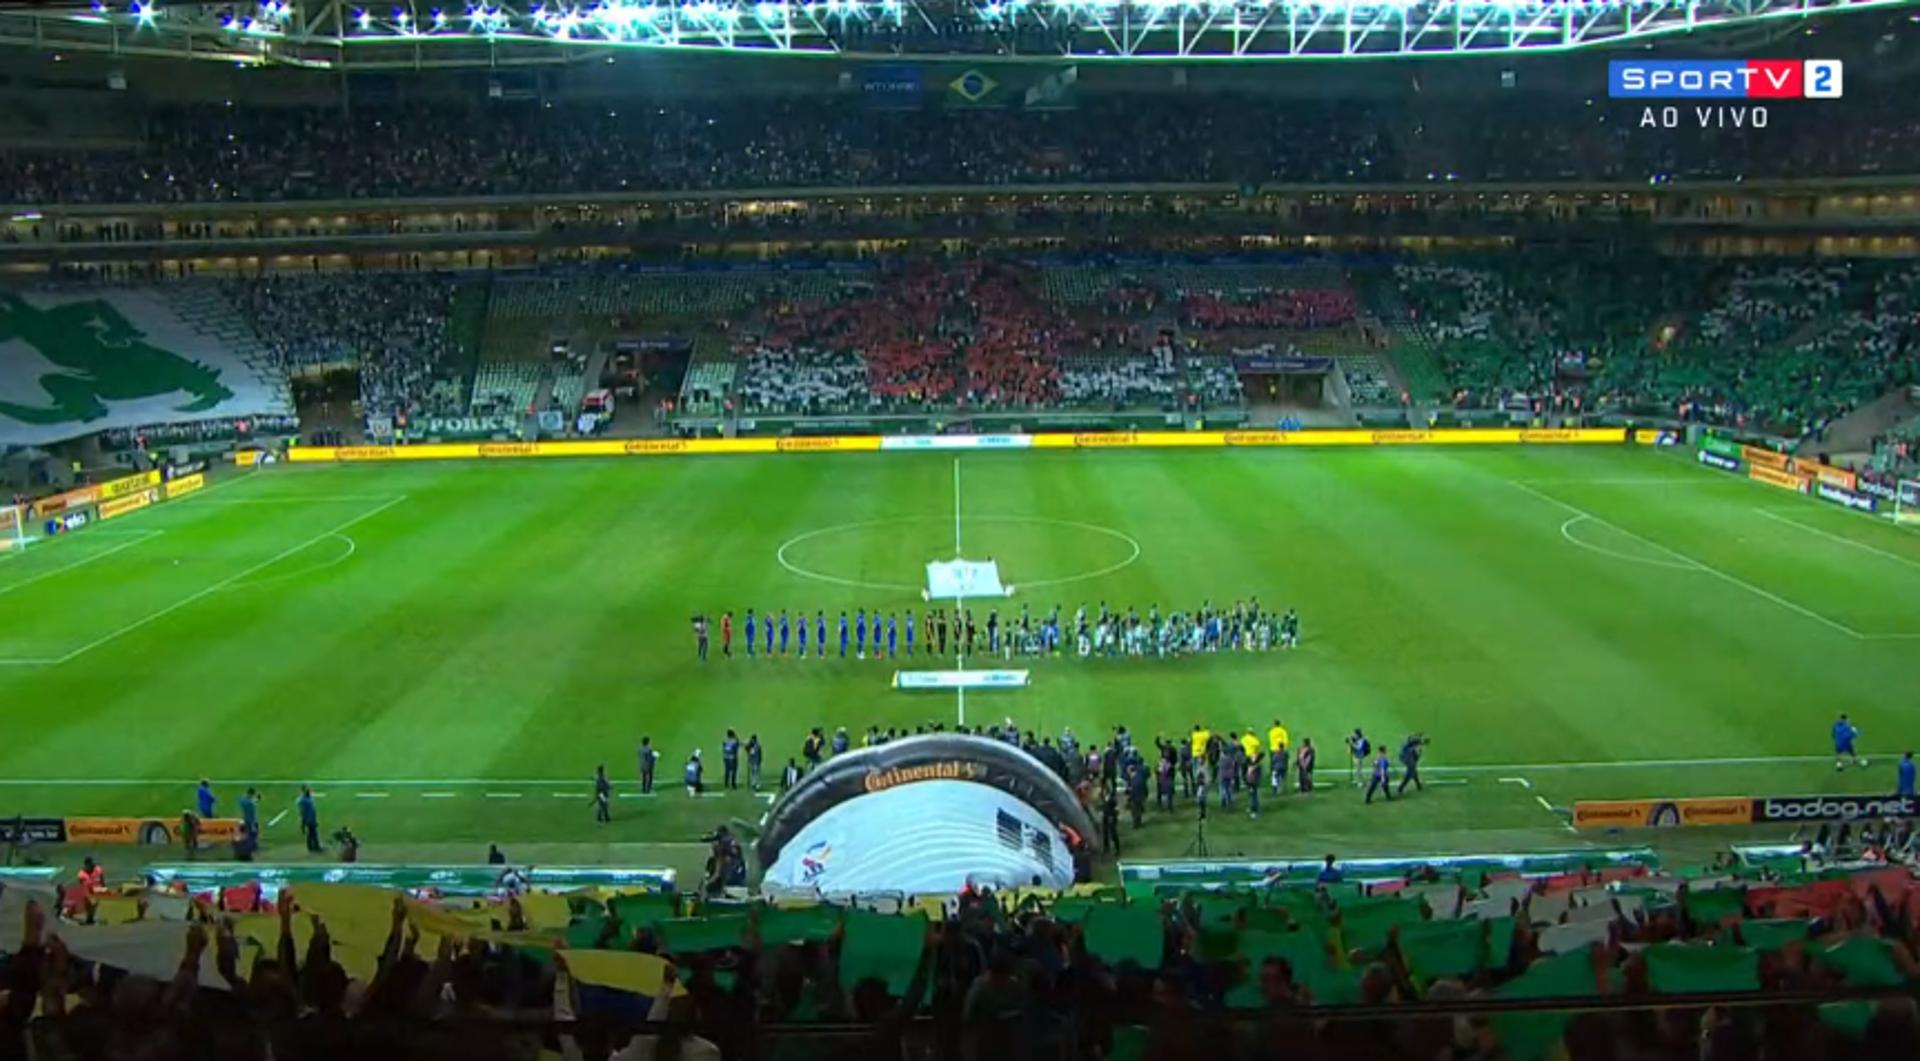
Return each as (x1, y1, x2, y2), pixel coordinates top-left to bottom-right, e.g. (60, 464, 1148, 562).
(947, 68, 1002, 106)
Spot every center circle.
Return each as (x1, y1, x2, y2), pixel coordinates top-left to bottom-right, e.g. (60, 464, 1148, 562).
(777, 516, 1140, 594)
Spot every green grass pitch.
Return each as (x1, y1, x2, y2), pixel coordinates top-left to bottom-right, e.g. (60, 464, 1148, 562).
(2, 444, 1917, 878)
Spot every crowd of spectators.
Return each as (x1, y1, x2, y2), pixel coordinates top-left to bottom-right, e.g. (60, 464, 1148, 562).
(100, 416, 300, 452)
(9, 837, 1920, 1061)
(732, 264, 1282, 415)
(1391, 259, 1920, 438)
(1179, 289, 1356, 333)
(6, 92, 1920, 207)
(222, 275, 469, 421)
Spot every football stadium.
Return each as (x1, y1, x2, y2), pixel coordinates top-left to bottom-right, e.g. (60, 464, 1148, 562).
(4, 1, 1920, 1057)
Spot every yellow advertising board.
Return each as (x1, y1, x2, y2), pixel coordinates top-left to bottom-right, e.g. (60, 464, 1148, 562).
(97, 489, 157, 520)
(165, 473, 207, 500)
(96, 470, 162, 501)
(288, 426, 1632, 463)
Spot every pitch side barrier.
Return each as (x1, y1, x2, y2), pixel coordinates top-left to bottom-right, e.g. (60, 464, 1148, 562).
(286, 426, 1633, 463)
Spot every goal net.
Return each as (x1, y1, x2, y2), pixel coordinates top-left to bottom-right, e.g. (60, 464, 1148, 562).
(1898, 481, 1920, 526)
(0, 505, 24, 553)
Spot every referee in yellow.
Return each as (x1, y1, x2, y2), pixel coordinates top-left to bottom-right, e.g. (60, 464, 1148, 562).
(1187, 724, 1211, 799)
(1268, 719, 1290, 795)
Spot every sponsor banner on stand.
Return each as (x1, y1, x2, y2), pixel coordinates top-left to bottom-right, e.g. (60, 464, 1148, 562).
(1750, 463, 1812, 494)
(1741, 444, 1791, 471)
(1700, 436, 1743, 459)
(1752, 795, 1920, 823)
(1573, 797, 1755, 829)
(1794, 458, 1857, 491)
(0, 817, 68, 844)
(65, 816, 248, 845)
(96, 470, 162, 502)
(98, 488, 160, 520)
(164, 473, 207, 500)
(1815, 481, 1878, 513)
(29, 484, 100, 519)
(1698, 449, 1743, 473)
(1859, 479, 1897, 502)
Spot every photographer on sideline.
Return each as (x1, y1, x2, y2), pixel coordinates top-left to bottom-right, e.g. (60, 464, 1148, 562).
(333, 826, 360, 863)
(1399, 733, 1429, 796)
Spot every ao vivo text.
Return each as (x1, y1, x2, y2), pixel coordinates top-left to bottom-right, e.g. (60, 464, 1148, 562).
(1608, 59, 1843, 99)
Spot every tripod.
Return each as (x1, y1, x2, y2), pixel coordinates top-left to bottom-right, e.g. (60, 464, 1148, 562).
(1183, 801, 1210, 858)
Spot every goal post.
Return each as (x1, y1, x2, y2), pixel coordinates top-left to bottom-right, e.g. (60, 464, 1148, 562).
(1897, 480, 1920, 526)
(0, 504, 25, 553)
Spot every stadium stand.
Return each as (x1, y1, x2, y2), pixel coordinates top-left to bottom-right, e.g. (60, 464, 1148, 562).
(223, 275, 469, 421)
(5, 94, 1920, 206)
(1388, 259, 1920, 436)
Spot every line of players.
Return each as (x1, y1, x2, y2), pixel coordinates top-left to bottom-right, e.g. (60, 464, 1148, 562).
(689, 599, 1300, 662)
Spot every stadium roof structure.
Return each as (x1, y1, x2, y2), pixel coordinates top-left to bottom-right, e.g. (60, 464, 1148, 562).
(2, 0, 1915, 66)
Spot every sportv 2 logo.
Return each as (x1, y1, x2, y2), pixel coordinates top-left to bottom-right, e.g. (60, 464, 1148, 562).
(1609, 59, 1843, 99)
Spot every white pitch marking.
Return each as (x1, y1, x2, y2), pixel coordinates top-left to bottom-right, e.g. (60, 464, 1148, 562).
(222, 533, 357, 590)
(0, 531, 163, 598)
(266, 809, 289, 828)
(1534, 795, 1556, 813)
(1557, 515, 1695, 571)
(37, 495, 406, 665)
(485, 792, 523, 799)
(421, 792, 456, 799)
(1498, 777, 1533, 789)
(1757, 508, 1920, 573)
(354, 792, 389, 799)
(1506, 478, 1865, 639)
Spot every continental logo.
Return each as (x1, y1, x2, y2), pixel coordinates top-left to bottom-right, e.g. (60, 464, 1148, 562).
(777, 437, 844, 452)
(1573, 801, 1654, 827)
(862, 760, 987, 793)
(1518, 429, 1590, 443)
(98, 490, 157, 520)
(336, 447, 397, 461)
(1573, 797, 1754, 828)
(63, 816, 246, 845)
(1371, 430, 1433, 445)
(478, 442, 539, 458)
(1224, 431, 1289, 447)
(165, 473, 206, 500)
(1074, 431, 1138, 448)
(1741, 445, 1790, 471)
(623, 439, 690, 455)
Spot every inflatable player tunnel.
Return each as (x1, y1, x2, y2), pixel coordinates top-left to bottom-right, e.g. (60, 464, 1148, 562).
(758, 734, 1096, 893)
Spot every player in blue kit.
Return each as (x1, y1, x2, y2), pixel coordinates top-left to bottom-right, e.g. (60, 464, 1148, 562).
(1834, 713, 1867, 771)
(855, 609, 868, 659)
(763, 610, 774, 657)
(796, 610, 809, 658)
(838, 611, 850, 658)
(905, 611, 917, 656)
(886, 614, 899, 659)
(743, 609, 757, 658)
(815, 612, 827, 661)
(778, 611, 791, 657)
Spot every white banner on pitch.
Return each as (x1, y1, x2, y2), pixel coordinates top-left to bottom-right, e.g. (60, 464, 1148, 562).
(924, 559, 1010, 600)
(892, 670, 1030, 691)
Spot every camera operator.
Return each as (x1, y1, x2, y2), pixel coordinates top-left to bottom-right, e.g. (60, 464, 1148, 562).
(333, 825, 360, 863)
(1398, 733, 1429, 796)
